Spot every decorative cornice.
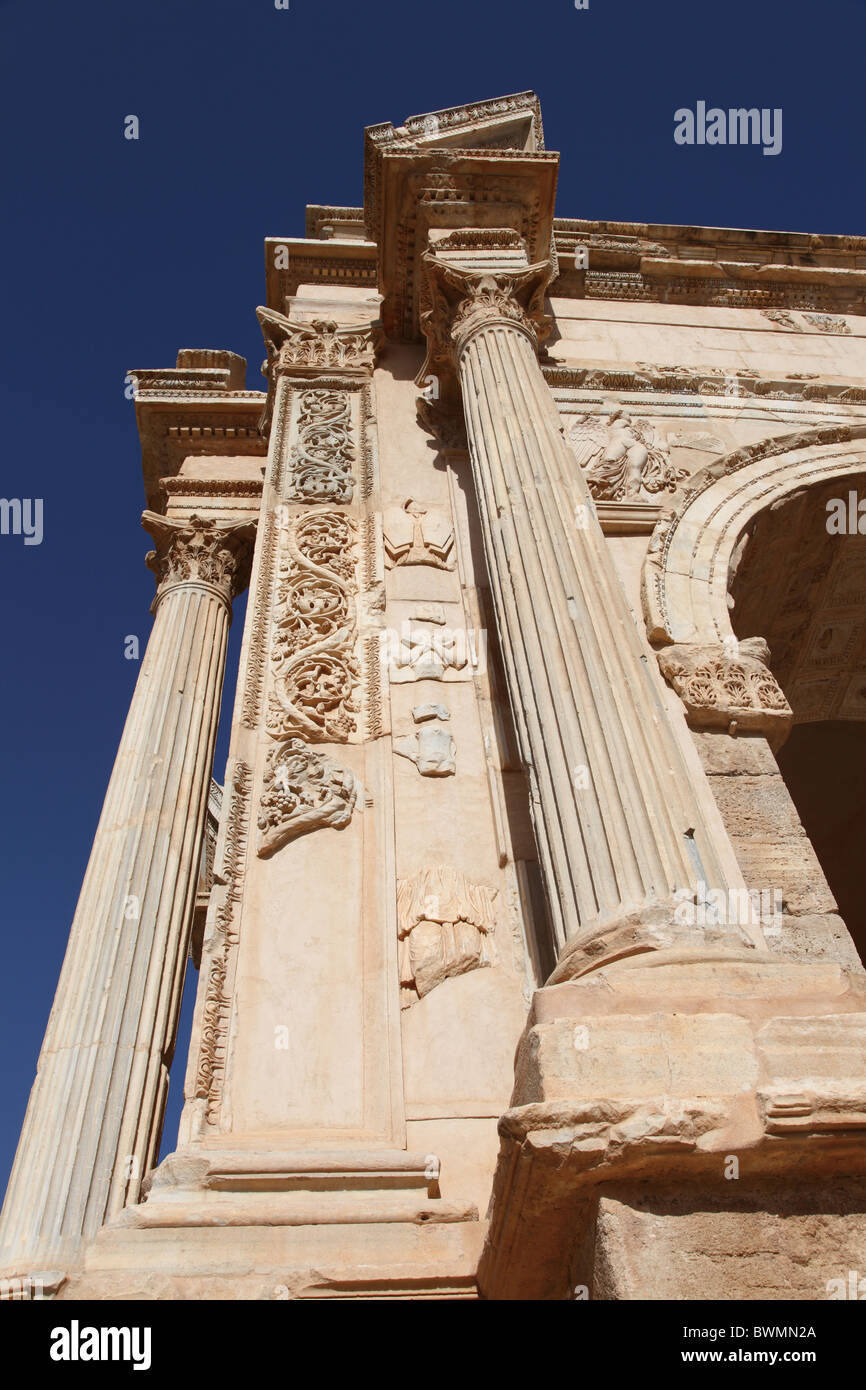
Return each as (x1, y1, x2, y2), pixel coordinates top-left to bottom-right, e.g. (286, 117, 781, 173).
(364, 91, 546, 240)
(161, 476, 263, 499)
(549, 219, 866, 314)
(304, 205, 366, 240)
(543, 361, 866, 404)
(142, 511, 256, 611)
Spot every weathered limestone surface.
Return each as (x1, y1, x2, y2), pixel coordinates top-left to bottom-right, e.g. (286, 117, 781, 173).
(592, 1183, 866, 1301)
(6, 91, 866, 1301)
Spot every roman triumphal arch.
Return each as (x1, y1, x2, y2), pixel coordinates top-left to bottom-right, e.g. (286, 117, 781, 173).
(3, 92, 866, 1300)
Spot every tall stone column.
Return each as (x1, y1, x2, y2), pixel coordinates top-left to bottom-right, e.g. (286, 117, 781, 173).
(0, 513, 253, 1279)
(423, 244, 750, 965)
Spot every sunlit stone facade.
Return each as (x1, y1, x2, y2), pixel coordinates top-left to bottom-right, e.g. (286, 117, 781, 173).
(4, 92, 866, 1300)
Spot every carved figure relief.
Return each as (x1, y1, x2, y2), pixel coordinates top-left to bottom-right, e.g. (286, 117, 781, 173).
(761, 308, 851, 335)
(266, 508, 361, 742)
(569, 411, 687, 502)
(257, 738, 357, 857)
(386, 623, 474, 683)
(397, 866, 496, 1007)
(383, 498, 454, 569)
(394, 705, 456, 776)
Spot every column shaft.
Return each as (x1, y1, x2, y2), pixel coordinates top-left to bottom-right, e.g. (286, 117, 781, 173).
(457, 317, 734, 950)
(0, 517, 251, 1274)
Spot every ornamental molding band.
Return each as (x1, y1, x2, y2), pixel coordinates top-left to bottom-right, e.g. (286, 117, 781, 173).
(257, 738, 357, 857)
(142, 510, 255, 610)
(544, 360, 866, 404)
(397, 866, 496, 1007)
(656, 637, 793, 746)
(194, 761, 252, 1130)
(266, 506, 361, 743)
(642, 424, 866, 648)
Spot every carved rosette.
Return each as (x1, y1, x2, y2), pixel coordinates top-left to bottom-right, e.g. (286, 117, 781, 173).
(143, 511, 255, 611)
(266, 507, 361, 742)
(657, 637, 793, 745)
(257, 738, 357, 858)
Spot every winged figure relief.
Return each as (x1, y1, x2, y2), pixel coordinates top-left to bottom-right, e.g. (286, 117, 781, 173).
(568, 409, 687, 502)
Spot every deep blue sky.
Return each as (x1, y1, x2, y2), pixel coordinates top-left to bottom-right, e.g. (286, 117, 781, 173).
(1, 0, 864, 1194)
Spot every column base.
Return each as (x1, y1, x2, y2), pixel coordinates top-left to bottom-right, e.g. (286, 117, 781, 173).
(18, 1145, 481, 1300)
(478, 950, 866, 1299)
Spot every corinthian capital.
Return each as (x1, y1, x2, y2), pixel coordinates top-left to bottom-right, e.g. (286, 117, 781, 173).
(418, 236, 553, 406)
(657, 636, 793, 748)
(255, 307, 383, 432)
(143, 512, 256, 609)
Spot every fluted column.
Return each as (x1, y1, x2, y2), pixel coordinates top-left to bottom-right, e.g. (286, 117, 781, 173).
(0, 513, 254, 1276)
(423, 250, 750, 962)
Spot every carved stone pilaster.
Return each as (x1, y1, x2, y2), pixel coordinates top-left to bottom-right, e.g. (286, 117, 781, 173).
(256, 307, 382, 432)
(143, 511, 255, 612)
(657, 637, 793, 748)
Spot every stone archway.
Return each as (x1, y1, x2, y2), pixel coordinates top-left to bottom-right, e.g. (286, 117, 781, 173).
(643, 422, 866, 651)
(643, 425, 866, 967)
(728, 470, 866, 960)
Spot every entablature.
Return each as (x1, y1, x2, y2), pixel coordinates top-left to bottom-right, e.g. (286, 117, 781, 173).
(131, 349, 267, 512)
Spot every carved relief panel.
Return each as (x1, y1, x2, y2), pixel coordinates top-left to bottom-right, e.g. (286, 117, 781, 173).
(397, 866, 496, 1008)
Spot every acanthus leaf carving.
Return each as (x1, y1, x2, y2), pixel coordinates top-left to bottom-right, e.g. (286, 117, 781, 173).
(255, 309, 381, 436)
(142, 511, 255, 608)
(266, 507, 361, 742)
(257, 307, 381, 378)
(657, 637, 793, 746)
(418, 247, 553, 407)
